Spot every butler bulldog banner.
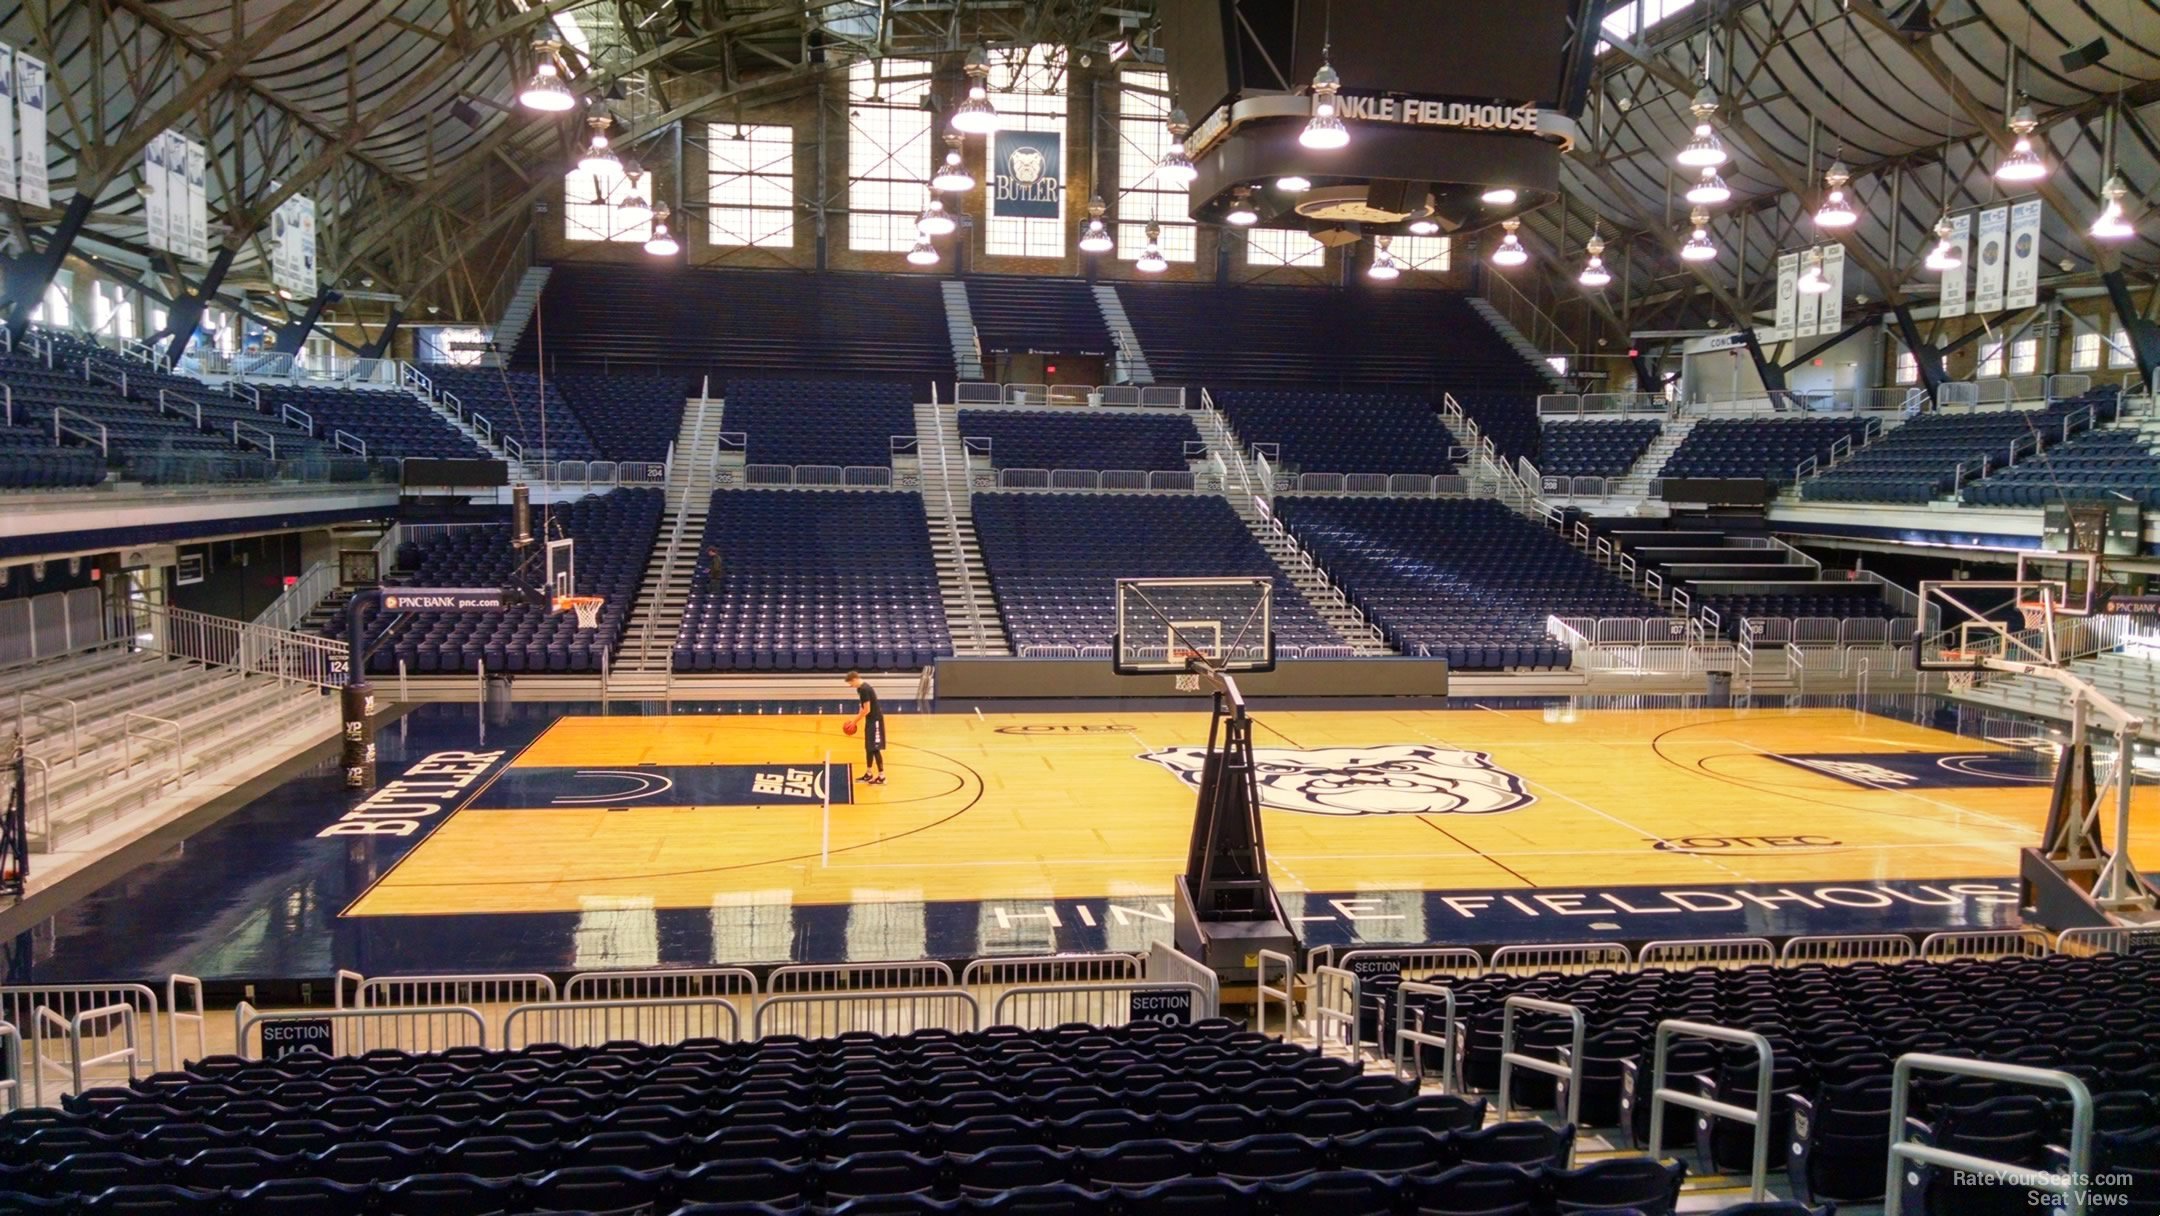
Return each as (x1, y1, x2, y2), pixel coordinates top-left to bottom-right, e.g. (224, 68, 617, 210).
(990, 130, 1061, 219)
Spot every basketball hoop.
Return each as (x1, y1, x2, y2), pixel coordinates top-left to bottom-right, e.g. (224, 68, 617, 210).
(2019, 605, 2050, 632)
(1175, 673, 1201, 693)
(555, 595, 604, 629)
(1938, 650, 1976, 692)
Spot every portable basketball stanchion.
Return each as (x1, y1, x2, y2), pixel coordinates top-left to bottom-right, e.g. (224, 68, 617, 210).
(1173, 661, 1299, 983)
(340, 486, 563, 792)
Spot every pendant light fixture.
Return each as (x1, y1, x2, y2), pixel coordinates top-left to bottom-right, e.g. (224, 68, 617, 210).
(1077, 197, 1114, 253)
(1925, 215, 1963, 271)
(1676, 87, 1728, 168)
(906, 235, 939, 266)
(1578, 231, 1611, 288)
(643, 204, 679, 256)
(1680, 207, 1716, 261)
(1813, 160, 1857, 228)
(1796, 248, 1831, 293)
(1275, 175, 1311, 192)
(519, 42, 576, 112)
(1491, 218, 1528, 267)
(1685, 166, 1730, 206)
(1368, 235, 1401, 281)
(932, 135, 974, 192)
(1136, 220, 1168, 273)
(1480, 187, 1519, 206)
(2092, 173, 2138, 241)
(1224, 186, 1259, 226)
(916, 199, 956, 237)
(1300, 5, 1350, 154)
(1408, 211, 1440, 237)
(950, 48, 1000, 135)
(1156, 108, 1198, 187)
(579, 116, 619, 175)
(1994, 103, 2048, 183)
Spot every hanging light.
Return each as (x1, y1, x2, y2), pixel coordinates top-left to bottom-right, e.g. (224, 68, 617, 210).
(579, 117, 619, 176)
(1300, 53, 1350, 150)
(2092, 173, 2137, 241)
(1408, 213, 1440, 237)
(1224, 186, 1259, 226)
(1676, 87, 1728, 168)
(1077, 197, 1114, 253)
(644, 204, 679, 256)
(906, 235, 939, 266)
(519, 44, 576, 112)
(916, 199, 956, 237)
(1796, 248, 1831, 293)
(950, 48, 999, 135)
(1276, 175, 1312, 192)
(1813, 160, 1857, 228)
(1680, 207, 1717, 261)
(1994, 103, 2048, 184)
(1685, 166, 1731, 206)
(1368, 235, 1400, 281)
(931, 135, 974, 192)
(1156, 109, 1198, 187)
(1924, 215, 1962, 271)
(1480, 187, 1519, 206)
(1136, 220, 1168, 273)
(1491, 217, 1528, 268)
(616, 163, 651, 216)
(1578, 232, 1611, 288)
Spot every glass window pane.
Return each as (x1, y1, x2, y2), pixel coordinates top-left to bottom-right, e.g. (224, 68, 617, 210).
(848, 59, 933, 253)
(1116, 69, 1195, 263)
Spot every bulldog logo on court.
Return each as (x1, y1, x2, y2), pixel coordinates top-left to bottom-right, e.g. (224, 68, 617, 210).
(1138, 745, 1535, 817)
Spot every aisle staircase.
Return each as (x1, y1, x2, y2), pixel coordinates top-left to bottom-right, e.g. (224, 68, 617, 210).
(1467, 296, 1566, 391)
(487, 267, 551, 367)
(1093, 285, 1155, 385)
(915, 400, 1006, 656)
(1590, 416, 1692, 516)
(1194, 403, 1392, 655)
(613, 393, 722, 689)
(941, 283, 986, 382)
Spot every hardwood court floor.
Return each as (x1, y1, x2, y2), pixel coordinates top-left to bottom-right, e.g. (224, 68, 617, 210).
(343, 705, 2160, 919)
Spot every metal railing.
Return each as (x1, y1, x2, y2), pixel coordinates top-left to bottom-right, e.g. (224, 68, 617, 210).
(0, 1022, 18, 1112)
(990, 982, 1208, 1030)
(339, 970, 558, 1009)
(1392, 980, 1458, 1092)
(922, 397, 992, 656)
(561, 967, 759, 1002)
(128, 600, 350, 688)
(1255, 949, 1296, 1039)
(1638, 938, 1776, 969)
(501, 997, 742, 1048)
(992, 467, 1194, 492)
(1145, 942, 1221, 1019)
(0, 982, 163, 1106)
(234, 1002, 489, 1059)
(49, 1004, 139, 1098)
(1537, 392, 1670, 417)
(753, 990, 980, 1038)
(1308, 965, 1359, 1053)
(1778, 934, 1918, 964)
(2054, 925, 2160, 957)
(1497, 995, 1584, 1130)
(955, 382, 1188, 409)
(958, 954, 1144, 988)
(1885, 1056, 2093, 1216)
(1648, 1020, 1775, 1200)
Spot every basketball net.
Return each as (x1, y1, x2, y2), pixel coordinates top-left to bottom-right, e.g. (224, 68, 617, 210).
(556, 595, 603, 629)
(1939, 651, 1976, 693)
(1173, 650, 1206, 693)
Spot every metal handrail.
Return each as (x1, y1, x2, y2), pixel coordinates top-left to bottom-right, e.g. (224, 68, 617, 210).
(1309, 965, 1359, 1053)
(926, 396, 990, 654)
(1392, 980, 1458, 1092)
(1648, 1020, 1775, 1201)
(1254, 949, 1296, 1039)
(1498, 995, 1584, 1131)
(1885, 1055, 2093, 1216)
(64, 1003, 139, 1094)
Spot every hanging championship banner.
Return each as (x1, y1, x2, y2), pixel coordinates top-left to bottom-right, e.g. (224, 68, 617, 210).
(145, 135, 171, 252)
(272, 194, 317, 297)
(1940, 213, 1972, 318)
(1773, 252, 1798, 343)
(1817, 245, 1845, 334)
(1971, 205, 2008, 313)
(15, 52, 44, 207)
(989, 129, 1062, 219)
(1796, 252, 1822, 340)
(0, 45, 16, 203)
(299, 194, 317, 290)
(2005, 198, 2042, 311)
(186, 139, 208, 263)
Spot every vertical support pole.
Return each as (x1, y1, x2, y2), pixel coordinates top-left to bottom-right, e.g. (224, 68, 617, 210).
(2, 193, 95, 342)
(161, 245, 240, 368)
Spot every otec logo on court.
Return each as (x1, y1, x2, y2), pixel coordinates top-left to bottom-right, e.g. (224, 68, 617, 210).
(318, 750, 504, 837)
(1140, 745, 1534, 816)
(995, 724, 1136, 735)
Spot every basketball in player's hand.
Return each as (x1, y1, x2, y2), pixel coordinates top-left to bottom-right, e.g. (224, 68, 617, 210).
(844, 721, 858, 735)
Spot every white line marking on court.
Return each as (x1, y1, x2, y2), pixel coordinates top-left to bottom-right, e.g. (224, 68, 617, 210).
(975, 706, 984, 721)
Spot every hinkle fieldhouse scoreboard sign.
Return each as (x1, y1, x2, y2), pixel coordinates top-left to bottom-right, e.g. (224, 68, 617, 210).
(990, 130, 1061, 219)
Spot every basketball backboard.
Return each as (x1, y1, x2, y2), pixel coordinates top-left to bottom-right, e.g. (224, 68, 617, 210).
(544, 537, 576, 601)
(1113, 577, 1275, 679)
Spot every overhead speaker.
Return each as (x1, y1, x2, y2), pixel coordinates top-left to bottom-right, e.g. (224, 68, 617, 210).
(1890, 0, 1934, 36)
(2060, 38, 2110, 72)
(450, 98, 483, 128)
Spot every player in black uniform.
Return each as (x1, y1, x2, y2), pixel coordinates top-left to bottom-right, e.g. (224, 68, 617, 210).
(845, 671, 886, 784)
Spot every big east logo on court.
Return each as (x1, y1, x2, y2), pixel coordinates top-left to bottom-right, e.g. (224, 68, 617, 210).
(1138, 745, 1535, 817)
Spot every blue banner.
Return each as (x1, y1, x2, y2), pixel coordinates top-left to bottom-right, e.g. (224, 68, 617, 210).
(990, 130, 1062, 219)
